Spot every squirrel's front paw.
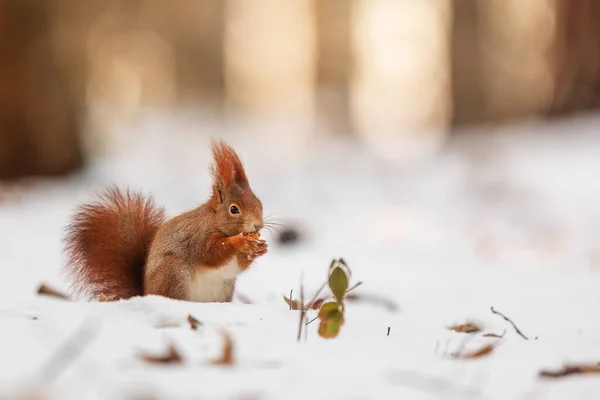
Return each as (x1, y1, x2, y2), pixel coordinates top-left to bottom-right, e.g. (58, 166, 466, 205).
(230, 233, 261, 254)
(246, 239, 268, 261)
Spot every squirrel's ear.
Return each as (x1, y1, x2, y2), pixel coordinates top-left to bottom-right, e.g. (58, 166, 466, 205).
(215, 182, 223, 204)
(211, 177, 224, 205)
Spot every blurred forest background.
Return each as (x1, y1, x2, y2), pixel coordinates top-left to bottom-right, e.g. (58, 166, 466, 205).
(0, 0, 599, 181)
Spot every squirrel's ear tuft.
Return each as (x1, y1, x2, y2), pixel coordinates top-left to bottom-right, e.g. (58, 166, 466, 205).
(210, 139, 249, 188)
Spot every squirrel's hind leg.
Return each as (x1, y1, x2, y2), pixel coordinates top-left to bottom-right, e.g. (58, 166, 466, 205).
(144, 255, 192, 301)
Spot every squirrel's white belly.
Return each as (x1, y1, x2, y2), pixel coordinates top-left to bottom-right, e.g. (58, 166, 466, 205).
(189, 258, 241, 302)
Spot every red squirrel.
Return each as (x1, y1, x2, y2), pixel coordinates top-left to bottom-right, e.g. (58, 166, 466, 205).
(63, 139, 267, 302)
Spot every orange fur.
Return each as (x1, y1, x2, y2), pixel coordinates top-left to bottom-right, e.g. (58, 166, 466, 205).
(63, 187, 166, 300)
(210, 139, 248, 188)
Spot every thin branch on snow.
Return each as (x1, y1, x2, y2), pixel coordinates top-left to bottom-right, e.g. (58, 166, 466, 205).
(482, 330, 506, 338)
(345, 281, 363, 294)
(37, 283, 70, 300)
(305, 281, 328, 311)
(297, 279, 305, 342)
(490, 306, 533, 340)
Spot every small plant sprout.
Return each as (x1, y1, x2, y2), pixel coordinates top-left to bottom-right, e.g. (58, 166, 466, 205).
(289, 258, 360, 341)
(317, 258, 352, 339)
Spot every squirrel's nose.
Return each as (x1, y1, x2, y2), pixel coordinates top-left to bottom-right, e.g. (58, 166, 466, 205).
(254, 222, 264, 232)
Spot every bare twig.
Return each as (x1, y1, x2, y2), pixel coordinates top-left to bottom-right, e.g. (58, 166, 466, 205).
(387, 327, 391, 336)
(288, 289, 293, 310)
(305, 315, 319, 326)
(297, 280, 305, 342)
(345, 281, 363, 294)
(305, 281, 328, 311)
(482, 330, 506, 338)
(37, 319, 99, 383)
(490, 307, 531, 340)
(37, 284, 70, 300)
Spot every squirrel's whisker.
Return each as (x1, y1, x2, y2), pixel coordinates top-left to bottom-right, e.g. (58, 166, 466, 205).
(263, 210, 291, 219)
(263, 225, 282, 234)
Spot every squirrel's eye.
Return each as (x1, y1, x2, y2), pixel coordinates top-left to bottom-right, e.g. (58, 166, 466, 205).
(229, 205, 240, 215)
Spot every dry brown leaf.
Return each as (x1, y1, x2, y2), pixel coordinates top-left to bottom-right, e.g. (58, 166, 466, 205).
(98, 293, 115, 302)
(539, 363, 600, 378)
(283, 295, 303, 310)
(311, 298, 325, 310)
(139, 344, 182, 365)
(284, 295, 326, 311)
(456, 343, 497, 359)
(448, 323, 482, 334)
(37, 284, 70, 300)
(188, 315, 202, 330)
(211, 331, 234, 366)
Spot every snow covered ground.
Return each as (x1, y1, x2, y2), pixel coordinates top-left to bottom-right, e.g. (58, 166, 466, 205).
(1, 111, 600, 399)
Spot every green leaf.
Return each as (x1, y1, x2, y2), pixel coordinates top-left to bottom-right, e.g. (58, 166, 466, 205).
(329, 259, 337, 273)
(338, 258, 351, 276)
(329, 266, 349, 303)
(317, 309, 344, 339)
(318, 301, 339, 320)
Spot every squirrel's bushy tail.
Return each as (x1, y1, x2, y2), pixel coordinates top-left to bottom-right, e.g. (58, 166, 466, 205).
(63, 186, 166, 300)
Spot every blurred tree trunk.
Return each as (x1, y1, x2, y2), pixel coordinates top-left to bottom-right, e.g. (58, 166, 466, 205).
(450, 0, 485, 128)
(172, 0, 225, 107)
(549, 0, 600, 116)
(224, 0, 315, 133)
(315, 0, 353, 136)
(0, 0, 84, 180)
(451, 0, 554, 128)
